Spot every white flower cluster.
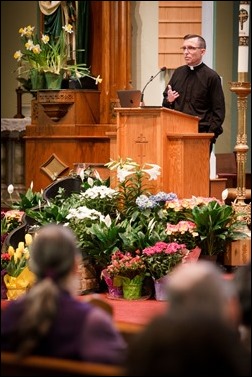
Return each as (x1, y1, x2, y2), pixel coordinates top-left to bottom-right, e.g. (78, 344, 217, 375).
(80, 186, 118, 200)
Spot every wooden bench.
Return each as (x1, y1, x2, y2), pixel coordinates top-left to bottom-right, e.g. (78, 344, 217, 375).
(1, 352, 126, 376)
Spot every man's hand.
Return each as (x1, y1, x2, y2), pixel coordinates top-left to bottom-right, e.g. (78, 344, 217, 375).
(167, 85, 180, 103)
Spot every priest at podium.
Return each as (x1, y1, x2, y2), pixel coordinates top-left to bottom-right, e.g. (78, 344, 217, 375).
(162, 34, 225, 153)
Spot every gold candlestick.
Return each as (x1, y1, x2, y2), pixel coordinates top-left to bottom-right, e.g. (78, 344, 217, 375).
(229, 81, 251, 227)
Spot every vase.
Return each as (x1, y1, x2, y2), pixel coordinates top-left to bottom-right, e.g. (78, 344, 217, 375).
(3, 267, 35, 300)
(30, 70, 46, 90)
(153, 275, 167, 301)
(122, 279, 143, 300)
(100, 269, 123, 298)
(44, 72, 63, 90)
(6, 287, 28, 300)
(107, 285, 123, 298)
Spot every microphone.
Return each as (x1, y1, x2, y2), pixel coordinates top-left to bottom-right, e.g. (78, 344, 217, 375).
(140, 66, 166, 106)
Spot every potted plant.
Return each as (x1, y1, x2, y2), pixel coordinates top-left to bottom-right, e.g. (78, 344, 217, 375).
(142, 241, 201, 300)
(14, 24, 102, 90)
(186, 200, 248, 258)
(1, 233, 35, 300)
(105, 250, 147, 300)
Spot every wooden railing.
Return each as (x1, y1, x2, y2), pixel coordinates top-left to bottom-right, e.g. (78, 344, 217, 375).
(1, 352, 126, 376)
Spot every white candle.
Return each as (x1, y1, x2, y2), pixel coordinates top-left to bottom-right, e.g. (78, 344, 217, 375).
(238, 2, 250, 73)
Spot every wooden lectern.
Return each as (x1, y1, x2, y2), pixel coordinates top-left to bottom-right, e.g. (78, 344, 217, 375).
(114, 107, 213, 198)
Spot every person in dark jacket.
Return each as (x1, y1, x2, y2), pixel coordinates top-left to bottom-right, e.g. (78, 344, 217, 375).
(162, 34, 225, 152)
(1, 224, 127, 365)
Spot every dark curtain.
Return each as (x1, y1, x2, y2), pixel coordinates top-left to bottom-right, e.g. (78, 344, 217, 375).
(76, 1, 89, 66)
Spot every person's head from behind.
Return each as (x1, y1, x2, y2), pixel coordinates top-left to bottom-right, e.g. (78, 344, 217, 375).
(166, 260, 240, 327)
(29, 223, 81, 293)
(14, 224, 82, 358)
(126, 314, 250, 376)
(182, 34, 206, 66)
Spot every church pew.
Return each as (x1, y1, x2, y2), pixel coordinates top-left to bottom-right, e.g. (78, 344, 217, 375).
(1, 352, 126, 376)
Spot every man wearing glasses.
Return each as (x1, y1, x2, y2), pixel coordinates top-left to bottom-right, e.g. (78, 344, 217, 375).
(162, 34, 225, 152)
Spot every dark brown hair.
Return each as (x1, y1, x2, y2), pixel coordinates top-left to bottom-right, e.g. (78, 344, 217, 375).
(184, 34, 206, 49)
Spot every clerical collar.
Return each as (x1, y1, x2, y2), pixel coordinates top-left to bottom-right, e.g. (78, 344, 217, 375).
(188, 62, 203, 71)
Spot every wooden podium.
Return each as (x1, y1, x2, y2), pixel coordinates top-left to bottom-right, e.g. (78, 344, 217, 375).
(114, 107, 213, 198)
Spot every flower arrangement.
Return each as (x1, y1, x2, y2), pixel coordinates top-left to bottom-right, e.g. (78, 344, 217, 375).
(142, 241, 190, 280)
(14, 24, 102, 90)
(102, 250, 147, 300)
(78, 185, 119, 216)
(105, 157, 162, 216)
(106, 250, 146, 281)
(166, 220, 199, 251)
(104, 250, 147, 300)
(1, 233, 35, 300)
(1, 210, 24, 250)
(164, 196, 222, 224)
(2, 234, 32, 276)
(3, 158, 248, 296)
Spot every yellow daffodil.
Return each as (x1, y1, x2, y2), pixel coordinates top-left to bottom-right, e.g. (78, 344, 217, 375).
(17, 241, 25, 252)
(8, 246, 15, 257)
(13, 50, 23, 61)
(62, 23, 73, 33)
(41, 34, 49, 44)
(25, 233, 33, 246)
(95, 75, 103, 84)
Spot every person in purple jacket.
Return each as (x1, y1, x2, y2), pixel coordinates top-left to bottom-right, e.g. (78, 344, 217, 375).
(1, 224, 127, 365)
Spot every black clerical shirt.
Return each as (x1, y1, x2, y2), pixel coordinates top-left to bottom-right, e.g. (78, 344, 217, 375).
(162, 63, 225, 140)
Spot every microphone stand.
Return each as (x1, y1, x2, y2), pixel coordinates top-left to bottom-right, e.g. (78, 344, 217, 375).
(140, 68, 165, 107)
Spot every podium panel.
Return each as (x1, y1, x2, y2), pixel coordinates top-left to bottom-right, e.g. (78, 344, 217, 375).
(115, 107, 213, 198)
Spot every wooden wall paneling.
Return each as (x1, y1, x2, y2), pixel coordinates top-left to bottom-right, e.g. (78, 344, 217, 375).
(25, 133, 112, 192)
(25, 90, 115, 192)
(96, 1, 132, 124)
(158, 1, 202, 69)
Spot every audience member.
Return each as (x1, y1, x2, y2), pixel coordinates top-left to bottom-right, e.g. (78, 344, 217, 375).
(126, 314, 251, 376)
(125, 261, 251, 376)
(1, 224, 127, 364)
(234, 262, 251, 352)
(165, 260, 241, 328)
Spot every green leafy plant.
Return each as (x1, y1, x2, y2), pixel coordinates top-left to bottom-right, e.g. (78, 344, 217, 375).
(186, 200, 247, 256)
(11, 184, 43, 211)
